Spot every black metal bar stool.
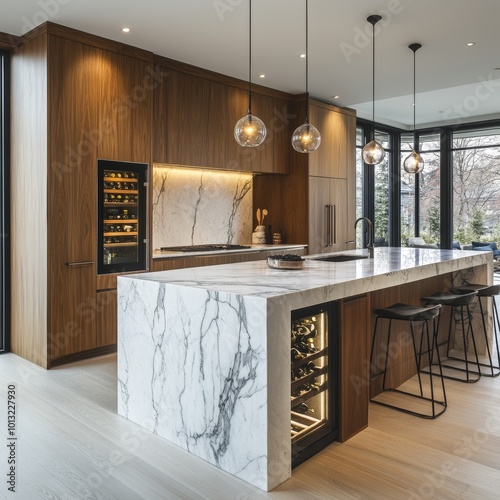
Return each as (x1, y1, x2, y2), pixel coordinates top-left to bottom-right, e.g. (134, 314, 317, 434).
(370, 303, 447, 419)
(422, 289, 481, 383)
(451, 284, 500, 377)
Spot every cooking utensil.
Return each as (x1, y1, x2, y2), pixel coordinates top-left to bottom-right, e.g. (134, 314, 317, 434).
(261, 209, 268, 225)
(256, 208, 261, 226)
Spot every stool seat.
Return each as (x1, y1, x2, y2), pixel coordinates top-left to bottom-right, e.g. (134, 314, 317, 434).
(422, 290, 478, 307)
(375, 303, 441, 322)
(453, 283, 500, 297)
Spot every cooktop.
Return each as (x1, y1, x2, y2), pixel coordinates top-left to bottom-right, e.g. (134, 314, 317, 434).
(160, 244, 252, 252)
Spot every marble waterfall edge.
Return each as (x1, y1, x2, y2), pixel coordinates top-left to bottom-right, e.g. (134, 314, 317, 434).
(117, 276, 290, 490)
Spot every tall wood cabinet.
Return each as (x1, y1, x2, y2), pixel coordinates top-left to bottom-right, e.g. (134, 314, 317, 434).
(308, 101, 356, 254)
(11, 23, 153, 368)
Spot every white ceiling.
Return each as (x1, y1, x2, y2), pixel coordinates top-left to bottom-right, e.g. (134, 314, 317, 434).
(3, 0, 500, 129)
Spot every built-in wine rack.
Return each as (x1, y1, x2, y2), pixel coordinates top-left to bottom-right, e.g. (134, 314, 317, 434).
(102, 171, 139, 264)
(97, 159, 148, 275)
(290, 312, 329, 444)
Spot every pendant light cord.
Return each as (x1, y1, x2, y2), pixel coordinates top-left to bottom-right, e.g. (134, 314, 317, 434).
(305, 0, 309, 123)
(413, 48, 416, 135)
(372, 22, 375, 127)
(247, 0, 252, 115)
(408, 43, 422, 150)
(366, 15, 382, 139)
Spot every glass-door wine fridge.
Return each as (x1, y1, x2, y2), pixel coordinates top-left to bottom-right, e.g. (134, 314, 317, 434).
(291, 301, 338, 467)
(97, 159, 148, 275)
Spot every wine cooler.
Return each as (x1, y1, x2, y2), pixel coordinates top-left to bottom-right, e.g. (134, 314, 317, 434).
(97, 159, 148, 275)
(291, 301, 338, 467)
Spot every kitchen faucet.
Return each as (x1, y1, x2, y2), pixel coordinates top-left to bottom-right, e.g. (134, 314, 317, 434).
(355, 217, 374, 258)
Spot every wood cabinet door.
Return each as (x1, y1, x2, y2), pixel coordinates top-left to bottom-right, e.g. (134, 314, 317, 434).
(48, 35, 98, 360)
(308, 103, 351, 179)
(97, 51, 153, 163)
(308, 176, 331, 254)
(339, 294, 371, 442)
(272, 97, 292, 174)
(96, 290, 117, 347)
(329, 178, 349, 251)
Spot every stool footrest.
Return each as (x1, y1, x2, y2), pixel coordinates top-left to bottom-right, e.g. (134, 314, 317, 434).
(371, 388, 447, 419)
(421, 362, 481, 383)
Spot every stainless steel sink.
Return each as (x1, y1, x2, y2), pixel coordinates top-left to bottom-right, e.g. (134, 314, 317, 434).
(311, 254, 369, 263)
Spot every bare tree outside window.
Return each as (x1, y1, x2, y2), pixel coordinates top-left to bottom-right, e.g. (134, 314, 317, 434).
(452, 130, 500, 245)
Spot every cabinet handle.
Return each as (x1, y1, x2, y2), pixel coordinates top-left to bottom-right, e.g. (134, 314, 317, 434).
(66, 261, 94, 267)
(331, 204, 336, 245)
(325, 205, 331, 248)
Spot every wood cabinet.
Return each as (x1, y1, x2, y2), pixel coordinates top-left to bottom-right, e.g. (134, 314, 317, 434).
(10, 24, 153, 368)
(339, 293, 371, 442)
(309, 177, 353, 254)
(309, 102, 354, 179)
(96, 290, 117, 348)
(153, 61, 290, 174)
(48, 36, 99, 360)
(307, 100, 356, 255)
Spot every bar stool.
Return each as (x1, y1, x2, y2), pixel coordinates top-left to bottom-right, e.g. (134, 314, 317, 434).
(451, 284, 500, 377)
(422, 289, 481, 383)
(370, 303, 447, 419)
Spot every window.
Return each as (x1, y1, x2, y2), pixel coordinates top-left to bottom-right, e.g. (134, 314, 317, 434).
(355, 128, 364, 247)
(374, 130, 391, 244)
(0, 50, 9, 353)
(452, 127, 500, 245)
(356, 125, 397, 247)
(401, 133, 440, 245)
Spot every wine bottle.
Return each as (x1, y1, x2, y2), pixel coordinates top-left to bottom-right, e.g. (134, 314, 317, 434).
(294, 403, 314, 414)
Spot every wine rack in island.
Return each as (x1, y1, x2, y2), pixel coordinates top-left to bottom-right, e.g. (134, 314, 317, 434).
(97, 159, 148, 275)
(291, 302, 338, 467)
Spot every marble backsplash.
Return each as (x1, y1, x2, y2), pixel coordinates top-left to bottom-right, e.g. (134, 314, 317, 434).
(153, 166, 253, 249)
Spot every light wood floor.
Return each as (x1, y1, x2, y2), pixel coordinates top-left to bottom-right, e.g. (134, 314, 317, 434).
(1, 352, 500, 499)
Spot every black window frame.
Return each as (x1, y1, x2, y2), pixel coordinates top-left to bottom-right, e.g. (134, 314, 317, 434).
(1, 48, 10, 354)
(357, 119, 401, 247)
(357, 117, 500, 250)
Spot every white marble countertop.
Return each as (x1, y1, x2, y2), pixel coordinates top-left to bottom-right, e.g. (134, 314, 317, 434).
(131, 247, 491, 303)
(117, 246, 491, 491)
(152, 243, 307, 259)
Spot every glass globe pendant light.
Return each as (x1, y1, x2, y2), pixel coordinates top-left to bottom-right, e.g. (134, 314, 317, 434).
(362, 15, 385, 165)
(234, 0, 266, 147)
(403, 43, 424, 174)
(291, 0, 321, 153)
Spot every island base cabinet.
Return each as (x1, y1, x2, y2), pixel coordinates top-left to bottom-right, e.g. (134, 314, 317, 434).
(339, 294, 371, 442)
(291, 302, 339, 467)
(96, 290, 117, 347)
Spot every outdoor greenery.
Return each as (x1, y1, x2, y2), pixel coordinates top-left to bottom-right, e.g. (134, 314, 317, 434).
(359, 127, 500, 249)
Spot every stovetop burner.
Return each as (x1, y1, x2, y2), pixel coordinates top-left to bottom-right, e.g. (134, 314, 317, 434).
(160, 244, 252, 252)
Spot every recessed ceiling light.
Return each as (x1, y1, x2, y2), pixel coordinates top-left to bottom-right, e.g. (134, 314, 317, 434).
(332, 95, 339, 99)
(122, 27, 131, 33)
(299, 53, 306, 58)
(466, 41, 475, 46)
(259, 74, 266, 79)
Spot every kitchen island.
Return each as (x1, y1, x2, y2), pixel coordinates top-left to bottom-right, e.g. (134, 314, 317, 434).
(117, 247, 491, 491)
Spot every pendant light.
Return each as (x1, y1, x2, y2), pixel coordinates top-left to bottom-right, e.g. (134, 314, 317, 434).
(362, 15, 385, 165)
(403, 43, 424, 174)
(234, 0, 267, 147)
(291, 0, 321, 153)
